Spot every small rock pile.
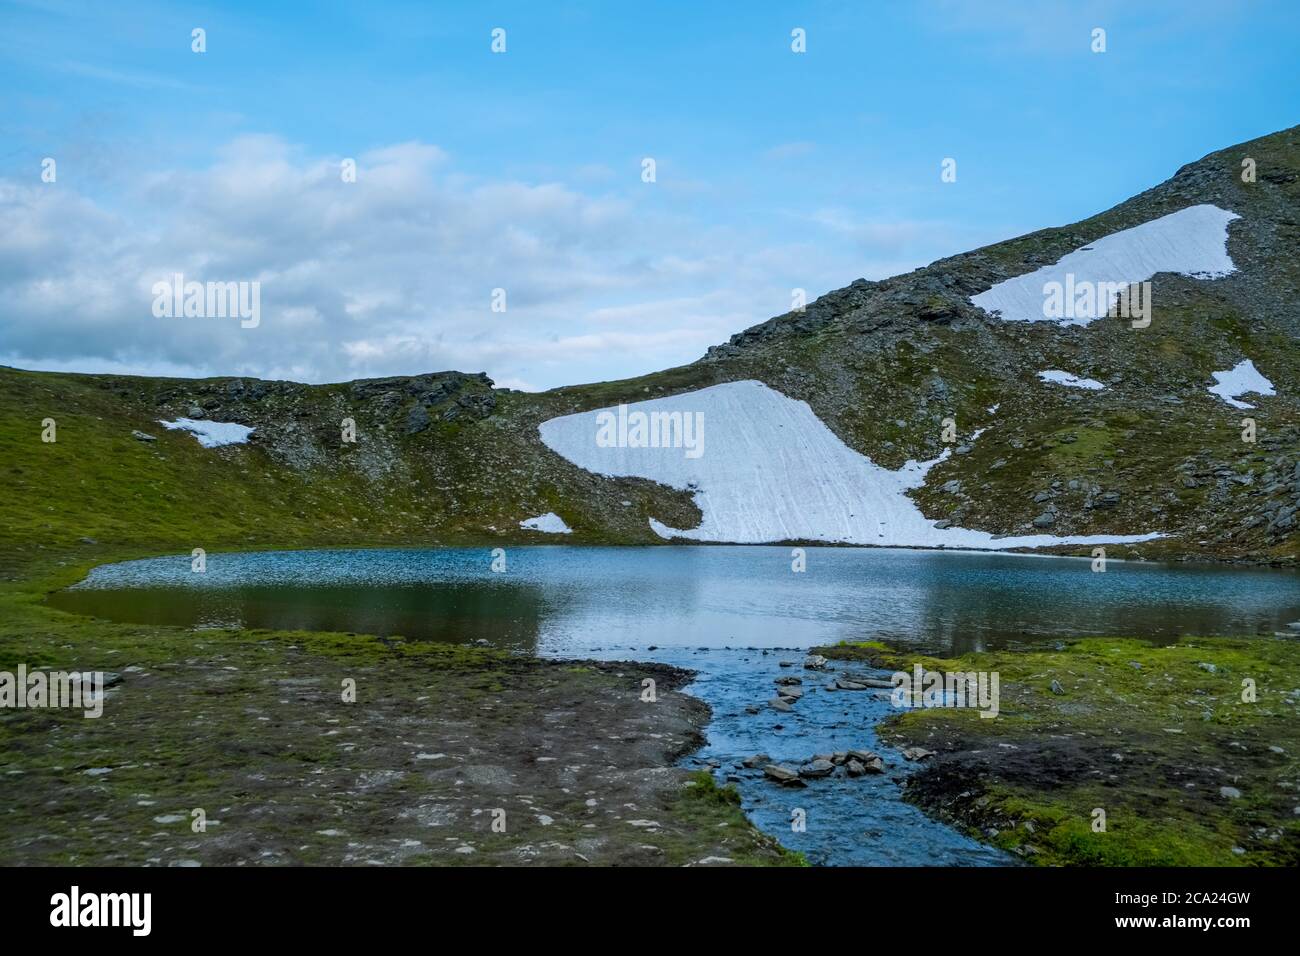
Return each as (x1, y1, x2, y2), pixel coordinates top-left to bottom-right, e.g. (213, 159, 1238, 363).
(759, 749, 889, 787)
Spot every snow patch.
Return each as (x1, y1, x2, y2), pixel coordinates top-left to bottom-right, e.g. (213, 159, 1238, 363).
(1038, 370, 1106, 391)
(519, 512, 573, 535)
(970, 204, 1240, 325)
(537, 381, 1158, 549)
(1207, 359, 1276, 409)
(158, 418, 254, 448)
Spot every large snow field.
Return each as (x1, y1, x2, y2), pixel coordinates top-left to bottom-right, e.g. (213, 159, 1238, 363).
(538, 380, 1159, 549)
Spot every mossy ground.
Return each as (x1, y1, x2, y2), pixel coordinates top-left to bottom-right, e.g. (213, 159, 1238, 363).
(0, 549, 796, 866)
(819, 637, 1300, 866)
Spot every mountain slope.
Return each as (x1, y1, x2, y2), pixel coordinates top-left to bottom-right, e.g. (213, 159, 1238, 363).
(2, 126, 1296, 564)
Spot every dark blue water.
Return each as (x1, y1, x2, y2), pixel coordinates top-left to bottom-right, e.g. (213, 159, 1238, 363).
(52, 545, 1300, 866)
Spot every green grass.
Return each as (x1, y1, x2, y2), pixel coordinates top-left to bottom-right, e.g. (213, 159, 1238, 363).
(664, 772, 808, 866)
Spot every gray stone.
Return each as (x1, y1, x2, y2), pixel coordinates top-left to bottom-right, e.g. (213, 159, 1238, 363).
(763, 764, 804, 786)
(799, 759, 835, 779)
(405, 403, 431, 435)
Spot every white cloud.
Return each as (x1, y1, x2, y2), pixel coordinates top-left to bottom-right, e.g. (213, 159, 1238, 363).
(0, 136, 967, 389)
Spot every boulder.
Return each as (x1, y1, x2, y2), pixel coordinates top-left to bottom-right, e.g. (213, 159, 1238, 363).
(405, 403, 431, 435)
(763, 764, 805, 786)
(845, 749, 886, 773)
(835, 676, 893, 690)
(799, 759, 835, 779)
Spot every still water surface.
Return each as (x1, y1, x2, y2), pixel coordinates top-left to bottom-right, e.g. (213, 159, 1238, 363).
(52, 545, 1300, 655)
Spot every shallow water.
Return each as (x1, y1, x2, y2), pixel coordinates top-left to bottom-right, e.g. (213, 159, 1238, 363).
(614, 645, 1012, 865)
(52, 545, 1300, 866)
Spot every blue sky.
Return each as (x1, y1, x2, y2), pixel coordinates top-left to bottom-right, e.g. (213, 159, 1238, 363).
(1, 0, 1296, 389)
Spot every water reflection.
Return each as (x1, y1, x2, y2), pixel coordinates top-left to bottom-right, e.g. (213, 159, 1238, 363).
(49, 546, 1300, 655)
(52, 581, 547, 652)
